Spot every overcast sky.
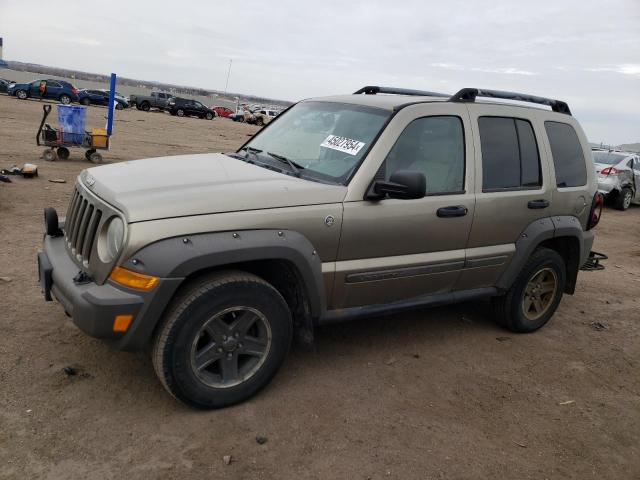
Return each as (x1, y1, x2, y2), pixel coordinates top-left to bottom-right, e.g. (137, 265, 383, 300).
(0, 0, 638, 144)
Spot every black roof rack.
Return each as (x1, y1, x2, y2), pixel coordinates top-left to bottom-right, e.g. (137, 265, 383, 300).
(449, 88, 571, 115)
(354, 86, 450, 98)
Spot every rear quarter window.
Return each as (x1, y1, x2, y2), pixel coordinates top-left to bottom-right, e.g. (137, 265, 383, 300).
(544, 121, 587, 188)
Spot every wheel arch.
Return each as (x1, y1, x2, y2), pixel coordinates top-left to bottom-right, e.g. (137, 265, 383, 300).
(497, 216, 587, 295)
(117, 230, 324, 350)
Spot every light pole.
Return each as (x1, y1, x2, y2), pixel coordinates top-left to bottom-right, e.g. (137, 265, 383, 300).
(224, 59, 233, 97)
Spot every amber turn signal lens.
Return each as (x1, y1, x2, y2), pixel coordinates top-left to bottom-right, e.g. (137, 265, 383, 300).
(113, 314, 134, 333)
(110, 266, 159, 291)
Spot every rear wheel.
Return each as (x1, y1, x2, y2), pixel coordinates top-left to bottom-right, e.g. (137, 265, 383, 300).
(614, 187, 633, 211)
(140, 102, 151, 112)
(115, 102, 124, 110)
(81, 97, 91, 106)
(16, 90, 28, 100)
(256, 117, 264, 126)
(492, 247, 566, 333)
(59, 94, 71, 104)
(56, 147, 70, 160)
(152, 271, 293, 409)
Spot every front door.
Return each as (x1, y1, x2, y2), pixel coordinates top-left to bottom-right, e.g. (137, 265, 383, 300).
(332, 104, 475, 309)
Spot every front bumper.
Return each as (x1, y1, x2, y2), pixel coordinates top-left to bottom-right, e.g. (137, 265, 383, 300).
(38, 233, 181, 350)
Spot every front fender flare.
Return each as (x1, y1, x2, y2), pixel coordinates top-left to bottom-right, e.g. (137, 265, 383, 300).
(120, 229, 325, 317)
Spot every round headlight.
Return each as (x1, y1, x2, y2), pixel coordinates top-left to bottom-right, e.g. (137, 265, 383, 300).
(98, 217, 124, 262)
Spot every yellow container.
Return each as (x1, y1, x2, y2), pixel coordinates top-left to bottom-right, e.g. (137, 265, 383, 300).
(91, 128, 108, 148)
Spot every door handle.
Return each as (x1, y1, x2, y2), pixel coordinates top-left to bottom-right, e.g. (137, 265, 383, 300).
(437, 205, 468, 218)
(527, 199, 550, 209)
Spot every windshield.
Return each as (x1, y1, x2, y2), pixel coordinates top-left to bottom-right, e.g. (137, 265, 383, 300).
(592, 151, 627, 165)
(241, 101, 390, 184)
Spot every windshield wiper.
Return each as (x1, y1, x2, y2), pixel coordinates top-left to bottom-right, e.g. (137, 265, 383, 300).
(266, 151, 304, 177)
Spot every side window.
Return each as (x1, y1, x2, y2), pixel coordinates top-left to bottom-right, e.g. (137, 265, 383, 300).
(544, 121, 587, 188)
(384, 116, 465, 194)
(479, 117, 541, 191)
(47, 81, 62, 88)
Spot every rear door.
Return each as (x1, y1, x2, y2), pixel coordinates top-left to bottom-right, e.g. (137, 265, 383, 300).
(45, 81, 62, 100)
(457, 105, 551, 290)
(333, 103, 475, 308)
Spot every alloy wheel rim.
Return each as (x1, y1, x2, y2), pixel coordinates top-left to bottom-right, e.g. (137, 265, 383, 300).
(624, 191, 632, 208)
(522, 267, 558, 321)
(190, 306, 272, 388)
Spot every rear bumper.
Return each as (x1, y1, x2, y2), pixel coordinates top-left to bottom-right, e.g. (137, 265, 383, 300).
(39, 233, 181, 350)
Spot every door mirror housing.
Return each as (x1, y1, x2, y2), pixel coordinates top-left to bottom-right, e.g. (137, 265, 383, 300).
(369, 170, 426, 200)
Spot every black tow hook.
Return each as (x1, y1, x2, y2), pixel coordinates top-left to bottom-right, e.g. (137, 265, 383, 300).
(580, 251, 607, 271)
(73, 271, 93, 285)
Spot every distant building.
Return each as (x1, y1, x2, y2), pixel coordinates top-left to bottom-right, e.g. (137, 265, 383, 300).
(0, 38, 8, 68)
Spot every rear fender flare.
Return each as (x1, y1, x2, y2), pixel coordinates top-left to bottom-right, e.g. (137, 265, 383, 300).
(496, 216, 586, 290)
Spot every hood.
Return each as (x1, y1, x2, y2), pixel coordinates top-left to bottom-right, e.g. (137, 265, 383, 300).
(81, 153, 347, 223)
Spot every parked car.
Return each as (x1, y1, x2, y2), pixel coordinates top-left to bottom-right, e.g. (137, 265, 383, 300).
(0, 78, 13, 94)
(78, 89, 129, 109)
(251, 108, 280, 126)
(8, 79, 79, 104)
(212, 106, 234, 117)
(129, 91, 173, 111)
(167, 97, 215, 119)
(593, 150, 640, 210)
(37, 85, 601, 409)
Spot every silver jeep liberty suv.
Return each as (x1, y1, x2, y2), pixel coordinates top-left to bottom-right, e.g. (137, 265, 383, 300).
(38, 86, 602, 408)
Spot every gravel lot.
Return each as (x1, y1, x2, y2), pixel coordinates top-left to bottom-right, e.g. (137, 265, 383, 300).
(1, 93, 639, 480)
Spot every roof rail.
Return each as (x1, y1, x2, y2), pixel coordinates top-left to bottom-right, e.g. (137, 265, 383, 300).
(354, 86, 450, 98)
(449, 88, 571, 115)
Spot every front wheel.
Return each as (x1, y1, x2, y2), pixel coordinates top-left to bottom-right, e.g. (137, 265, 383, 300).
(59, 94, 71, 104)
(152, 271, 293, 409)
(492, 247, 566, 333)
(16, 90, 28, 100)
(81, 97, 91, 106)
(205, 112, 214, 120)
(115, 102, 124, 110)
(176, 109, 185, 117)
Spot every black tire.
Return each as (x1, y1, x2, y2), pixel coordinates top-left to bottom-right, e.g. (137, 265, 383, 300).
(152, 271, 293, 409)
(176, 109, 185, 117)
(16, 90, 28, 100)
(614, 187, 633, 211)
(205, 112, 214, 120)
(492, 247, 566, 333)
(57, 147, 70, 160)
(81, 97, 91, 106)
(140, 102, 151, 112)
(115, 102, 124, 110)
(256, 117, 264, 126)
(59, 94, 71, 104)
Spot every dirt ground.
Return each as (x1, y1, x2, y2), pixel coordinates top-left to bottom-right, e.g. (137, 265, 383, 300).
(0, 94, 639, 480)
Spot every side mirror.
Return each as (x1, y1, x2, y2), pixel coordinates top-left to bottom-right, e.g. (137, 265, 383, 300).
(370, 170, 426, 200)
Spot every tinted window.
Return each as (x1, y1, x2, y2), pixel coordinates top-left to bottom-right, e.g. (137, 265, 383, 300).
(545, 122, 587, 187)
(384, 116, 465, 194)
(479, 117, 541, 190)
(47, 81, 62, 88)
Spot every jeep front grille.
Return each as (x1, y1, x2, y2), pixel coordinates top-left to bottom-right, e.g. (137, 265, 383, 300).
(64, 186, 103, 264)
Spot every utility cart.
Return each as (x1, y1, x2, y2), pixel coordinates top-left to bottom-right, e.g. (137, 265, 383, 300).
(37, 104, 109, 163)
